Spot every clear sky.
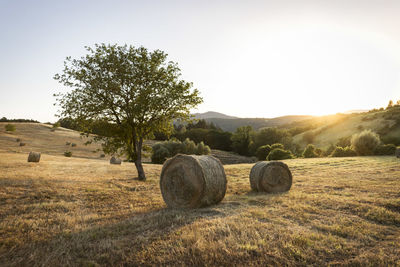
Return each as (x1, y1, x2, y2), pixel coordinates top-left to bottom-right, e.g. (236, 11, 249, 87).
(1, 0, 400, 122)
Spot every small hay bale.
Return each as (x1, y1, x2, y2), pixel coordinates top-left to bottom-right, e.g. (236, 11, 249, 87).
(100, 154, 105, 158)
(396, 148, 400, 158)
(249, 161, 292, 193)
(16, 138, 21, 142)
(110, 156, 122, 165)
(27, 152, 41, 162)
(66, 141, 71, 145)
(71, 143, 77, 147)
(160, 154, 227, 208)
(19, 142, 26, 146)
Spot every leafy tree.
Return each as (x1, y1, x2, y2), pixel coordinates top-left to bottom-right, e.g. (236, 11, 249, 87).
(231, 126, 253, 156)
(351, 130, 381, 156)
(302, 144, 318, 158)
(267, 148, 293, 160)
(54, 44, 202, 180)
(253, 127, 292, 148)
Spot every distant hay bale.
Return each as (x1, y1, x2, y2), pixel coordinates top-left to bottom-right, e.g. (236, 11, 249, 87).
(160, 154, 227, 208)
(16, 138, 21, 142)
(249, 161, 292, 193)
(27, 152, 41, 162)
(19, 142, 26, 146)
(71, 143, 77, 147)
(66, 141, 71, 145)
(100, 154, 105, 158)
(396, 148, 400, 158)
(110, 156, 122, 165)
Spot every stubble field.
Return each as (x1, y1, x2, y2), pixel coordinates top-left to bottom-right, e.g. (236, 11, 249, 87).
(0, 151, 399, 266)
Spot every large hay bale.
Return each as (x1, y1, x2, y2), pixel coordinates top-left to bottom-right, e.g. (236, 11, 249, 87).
(110, 156, 122, 165)
(19, 142, 26, 146)
(249, 161, 292, 193)
(396, 148, 400, 158)
(27, 152, 41, 162)
(160, 154, 227, 208)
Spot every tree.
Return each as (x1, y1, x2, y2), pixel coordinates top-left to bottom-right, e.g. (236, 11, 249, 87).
(387, 100, 393, 109)
(231, 126, 253, 156)
(54, 44, 202, 180)
(351, 130, 381, 156)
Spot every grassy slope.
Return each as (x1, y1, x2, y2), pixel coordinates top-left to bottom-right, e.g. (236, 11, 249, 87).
(0, 153, 399, 266)
(292, 110, 398, 149)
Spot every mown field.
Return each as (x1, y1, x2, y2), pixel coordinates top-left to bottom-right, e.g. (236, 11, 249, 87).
(1, 152, 399, 266)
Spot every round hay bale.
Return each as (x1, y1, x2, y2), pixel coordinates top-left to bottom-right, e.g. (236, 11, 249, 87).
(66, 141, 71, 146)
(160, 154, 227, 208)
(249, 161, 292, 193)
(71, 143, 77, 147)
(396, 147, 400, 158)
(16, 138, 21, 142)
(110, 156, 122, 165)
(100, 154, 105, 158)
(28, 152, 41, 162)
(19, 142, 26, 146)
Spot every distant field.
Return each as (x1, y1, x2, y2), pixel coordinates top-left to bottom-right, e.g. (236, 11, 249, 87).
(0, 152, 399, 266)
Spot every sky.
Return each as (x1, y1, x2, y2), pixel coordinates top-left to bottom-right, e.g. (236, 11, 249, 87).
(0, 0, 400, 122)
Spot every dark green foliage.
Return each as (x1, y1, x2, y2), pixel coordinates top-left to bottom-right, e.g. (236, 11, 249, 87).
(255, 145, 271, 160)
(267, 148, 294, 161)
(5, 124, 16, 132)
(336, 136, 351, 148)
(0, 117, 39, 123)
(302, 144, 319, 158)
(231, 126, 253, 156)
(151, 138, 211, 164)
(54, 44, 202, 180)
(330, 146, 357, 157)
(270, 143, 284, 150)
(374, 144, 396, 155)
(174, 128, 232, 151)
(64, 151, 72, 157)
(351, 130, 381, 156)
(253, 127, 292, 149)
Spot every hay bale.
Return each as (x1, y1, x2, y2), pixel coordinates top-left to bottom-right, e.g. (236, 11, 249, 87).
(100, 154, 105, 158)
(16, 138, 21, 142)
(71, 143, 77, 147)
(396, 148, 400, 158)
(19, 142, 26, 146)
(160, 154, 227, 208)
(27, 152, 41, 162)
(110, 156, 122, 165)
(249, 161, 292, 193)
(66, 141, 71, 145)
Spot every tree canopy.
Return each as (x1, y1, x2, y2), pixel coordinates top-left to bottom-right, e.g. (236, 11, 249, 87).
(54, 43, 202, 180)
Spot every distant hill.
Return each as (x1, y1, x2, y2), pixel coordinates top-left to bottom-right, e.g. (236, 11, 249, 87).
(192, 111, 314, 132)
(192, 111, 238, 120)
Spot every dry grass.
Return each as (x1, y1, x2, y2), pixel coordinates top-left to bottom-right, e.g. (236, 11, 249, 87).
(1, 151, 399, 266)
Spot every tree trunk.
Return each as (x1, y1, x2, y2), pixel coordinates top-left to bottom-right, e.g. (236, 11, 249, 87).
(134, 138, 146, 181)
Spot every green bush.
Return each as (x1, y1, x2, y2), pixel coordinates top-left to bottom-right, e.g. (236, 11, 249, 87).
(351, 130, 381, 156)
(267, 148, 293, 161)
(374, 144, 396, 155)
(270, 143, 284, 150)
(151, 145, 170, 164)
(5, 124, 16, 132)
(64, 151, 72, 157)
(255, 145, 271, 160)
(151, 138, 211, 164)
(330, 146, 357, 157)
(302, 144, 318, 158)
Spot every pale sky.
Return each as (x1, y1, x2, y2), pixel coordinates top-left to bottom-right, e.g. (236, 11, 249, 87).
(0, 0, 400, 122)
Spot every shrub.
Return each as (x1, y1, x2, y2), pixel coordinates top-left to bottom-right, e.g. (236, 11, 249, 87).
(5, 124, 16, 132)
(374, 144, 396, 155)
(336, 136, 351, 148)
(330, 146, 357, 157)
(255, 145, 271, 160)
(351, 130, 381, 156)
(151, 138, 211, 163)
(270, 143, 284, 150)
(196, 141, 211, 155)
(302, 144, 318, 158)
(151, 145, 170, 164)
(64, 151, 72, 157)
(267, 148, 293, 161)
(183, 138, 197, 154)
(302, 131, 315, 144)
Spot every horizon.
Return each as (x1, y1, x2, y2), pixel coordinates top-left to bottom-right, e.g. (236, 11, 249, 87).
(1, 1, 400, 122)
